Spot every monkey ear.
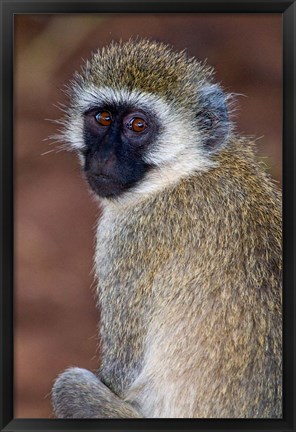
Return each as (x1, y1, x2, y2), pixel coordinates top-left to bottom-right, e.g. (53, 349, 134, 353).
(197, 84, 230, 152)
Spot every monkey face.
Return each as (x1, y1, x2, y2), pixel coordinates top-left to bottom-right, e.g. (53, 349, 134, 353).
(81, 104, 159, 198)
(62, 84, 227, 204)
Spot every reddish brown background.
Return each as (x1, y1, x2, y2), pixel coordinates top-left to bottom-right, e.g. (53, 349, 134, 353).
(14, 14, 282, 418)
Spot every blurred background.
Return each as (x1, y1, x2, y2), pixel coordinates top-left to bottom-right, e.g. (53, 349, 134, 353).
(14, 13, 282, 418)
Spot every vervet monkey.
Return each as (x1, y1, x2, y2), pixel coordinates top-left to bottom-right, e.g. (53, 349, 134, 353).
(51, 39, 282, 418)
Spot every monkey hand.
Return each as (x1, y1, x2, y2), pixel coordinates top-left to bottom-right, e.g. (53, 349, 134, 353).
(51, 367, 142, 418)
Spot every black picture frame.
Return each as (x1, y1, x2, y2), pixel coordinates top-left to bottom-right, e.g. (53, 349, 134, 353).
(0, 1, 295, 431)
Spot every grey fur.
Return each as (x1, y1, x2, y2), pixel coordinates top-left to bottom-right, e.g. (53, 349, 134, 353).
(51, 40, 282, 419)
(52, 368, 141, 418)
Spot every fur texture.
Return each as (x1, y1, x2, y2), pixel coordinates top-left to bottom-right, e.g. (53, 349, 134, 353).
(52, 40, 282, 419)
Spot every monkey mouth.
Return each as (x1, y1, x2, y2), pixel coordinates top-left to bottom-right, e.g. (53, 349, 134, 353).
(86, 172, 125, 198)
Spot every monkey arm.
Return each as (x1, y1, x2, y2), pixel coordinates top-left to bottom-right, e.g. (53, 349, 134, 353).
(51, 367, 143, 418)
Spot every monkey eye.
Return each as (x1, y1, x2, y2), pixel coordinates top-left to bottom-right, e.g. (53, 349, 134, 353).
(95, 111, 113, 126)
(126, 117, 147, 133)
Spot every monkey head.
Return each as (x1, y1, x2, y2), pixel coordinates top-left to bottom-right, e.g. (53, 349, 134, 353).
(60, 40, 231, 201)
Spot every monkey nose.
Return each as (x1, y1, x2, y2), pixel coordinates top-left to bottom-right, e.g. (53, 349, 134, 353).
(89, 153, 116, 175)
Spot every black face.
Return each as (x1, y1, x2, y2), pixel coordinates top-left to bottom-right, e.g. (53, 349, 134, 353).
(82, 104, 158, 198)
